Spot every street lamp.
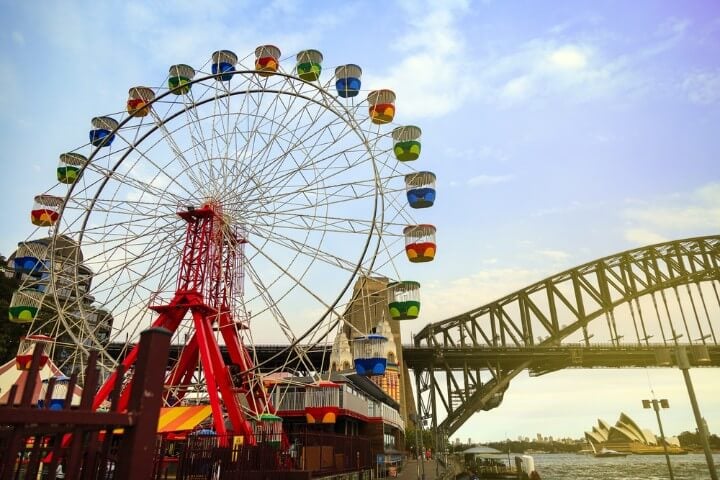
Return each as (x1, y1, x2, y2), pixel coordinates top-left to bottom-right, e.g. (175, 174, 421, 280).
(642, 398, 674, 480)
(410, 413, 425, 480)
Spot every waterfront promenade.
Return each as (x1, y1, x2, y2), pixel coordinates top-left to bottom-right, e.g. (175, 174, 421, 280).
(398, 458, 444, 480)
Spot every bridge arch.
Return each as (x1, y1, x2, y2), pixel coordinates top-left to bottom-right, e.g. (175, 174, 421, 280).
(410, 235, 720, 437)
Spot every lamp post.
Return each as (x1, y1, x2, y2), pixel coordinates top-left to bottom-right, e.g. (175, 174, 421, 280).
(411, 413, 426, 480)
(410, 414, 422, 480)
(642, 398, 674, 480)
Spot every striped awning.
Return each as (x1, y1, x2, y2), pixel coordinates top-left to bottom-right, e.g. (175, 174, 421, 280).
(157, 406, 213, 433)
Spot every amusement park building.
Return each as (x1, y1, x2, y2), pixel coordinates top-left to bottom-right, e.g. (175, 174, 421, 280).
(340, 276, 417, 427)
(584, 413, 684, 454)
(270, 371, 406, 468)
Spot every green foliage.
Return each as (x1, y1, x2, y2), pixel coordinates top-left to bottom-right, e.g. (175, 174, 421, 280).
(678, 430, 720, 449)
(404, 426, 437, 453)
(485, 440, 582, 454)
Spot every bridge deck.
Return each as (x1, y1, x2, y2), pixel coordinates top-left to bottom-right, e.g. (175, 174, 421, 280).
(107, 343, 720, 372)
(401, 344, 720, 373)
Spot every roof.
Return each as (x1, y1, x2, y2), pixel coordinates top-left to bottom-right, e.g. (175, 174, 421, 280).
(462, 445, 503, 455)
(274, 372, 400, 410)
(346, 373, 400, 410)
(157, 405, 213, 433)
(272, 372, 351, 387)
(0, 356, 83, 406)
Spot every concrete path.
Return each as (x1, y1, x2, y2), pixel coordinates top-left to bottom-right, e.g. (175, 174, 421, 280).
(397, 458, 443, 480)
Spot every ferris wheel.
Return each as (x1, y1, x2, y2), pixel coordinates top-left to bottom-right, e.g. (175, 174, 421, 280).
(8, 45, 437, 437)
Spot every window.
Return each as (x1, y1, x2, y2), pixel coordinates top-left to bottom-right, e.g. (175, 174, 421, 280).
(384, 433, 396, 448)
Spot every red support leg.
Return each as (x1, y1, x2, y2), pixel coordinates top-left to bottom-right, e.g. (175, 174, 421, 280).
(93, 307, 186, 411)
(191, 308, 226, 435)
(92, 204, 272, 446)
(196, 308, 258, 437)
(164, 333, 200, 404)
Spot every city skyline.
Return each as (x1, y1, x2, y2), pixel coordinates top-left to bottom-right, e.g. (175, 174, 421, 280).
(1, 0, 718, 441)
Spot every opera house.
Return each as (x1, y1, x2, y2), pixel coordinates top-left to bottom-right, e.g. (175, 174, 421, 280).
(585, 413, 686, 454)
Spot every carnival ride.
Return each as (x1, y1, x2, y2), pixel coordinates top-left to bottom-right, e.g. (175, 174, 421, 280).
(7, 45, 438, 443)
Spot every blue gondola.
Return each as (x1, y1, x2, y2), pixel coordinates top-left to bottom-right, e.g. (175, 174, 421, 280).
(335, 64, 362, 98)
(353, 333, 388, 375)
(211, 50, 238, 81)
(89, 116, 118, 147)
(405, 171, 436, 208)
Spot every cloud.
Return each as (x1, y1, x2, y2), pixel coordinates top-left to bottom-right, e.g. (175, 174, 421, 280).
(466, 174, 513, 186)
(624, 228, 667, 246)
(537, 249, 570, 261)
(363, 9, 692, 115)
(658, 17, 691, 36)
(479, 39, 636, 107)
(478, 15, 699, 108)
(11, 31, 25, 45)
(0, 61, 18, 106)
(444, 145, 509, 163)
(363, 0, 473, 119)
(500, 75, 533, 101)
(549, 46, 587, 69)
(532, 200, 590, 217)
(403, 267, 542, 332)
(682, 69, 720, 105)
(623, 182, 720, 245)
(636, 17, 690, 58)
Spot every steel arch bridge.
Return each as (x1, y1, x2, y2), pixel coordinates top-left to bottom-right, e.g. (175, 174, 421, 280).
(409, 235, 720, 438)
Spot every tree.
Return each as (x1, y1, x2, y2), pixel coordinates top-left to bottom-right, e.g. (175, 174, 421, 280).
(0, 273, 27, 364)
(404, 426, 436, 454)
(671, 430, 719, 450)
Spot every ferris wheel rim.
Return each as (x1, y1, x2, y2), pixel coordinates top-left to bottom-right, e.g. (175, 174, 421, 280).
(44, 69, 389, 370)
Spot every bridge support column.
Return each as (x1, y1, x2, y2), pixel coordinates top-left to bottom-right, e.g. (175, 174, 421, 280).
(414, 374, 426, 480)
(676, 346, 718, 480)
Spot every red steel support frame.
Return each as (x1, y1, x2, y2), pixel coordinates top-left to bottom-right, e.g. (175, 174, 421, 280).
(92, 202, 272, 442)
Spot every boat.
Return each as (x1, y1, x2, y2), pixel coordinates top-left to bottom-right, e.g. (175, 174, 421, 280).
(462, 447, 540, 479)
(594, 448, 629, 458)
(590, 441, 628, 458)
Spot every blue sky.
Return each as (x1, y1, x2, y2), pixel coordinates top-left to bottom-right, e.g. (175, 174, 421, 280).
(1, 0, 719, 441)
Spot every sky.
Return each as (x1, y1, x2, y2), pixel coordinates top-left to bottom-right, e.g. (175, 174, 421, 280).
(1, 0, 719, 442)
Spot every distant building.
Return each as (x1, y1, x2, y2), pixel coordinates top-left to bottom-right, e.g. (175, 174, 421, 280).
(584, 413, 685, 454)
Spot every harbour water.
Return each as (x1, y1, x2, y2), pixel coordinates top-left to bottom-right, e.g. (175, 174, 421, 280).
(530, 453, 720, 479)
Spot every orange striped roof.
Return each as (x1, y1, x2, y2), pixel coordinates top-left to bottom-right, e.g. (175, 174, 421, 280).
(157, 405, 212, 433)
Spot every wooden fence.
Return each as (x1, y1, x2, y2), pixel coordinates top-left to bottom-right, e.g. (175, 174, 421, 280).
(0, 327, 171, 480)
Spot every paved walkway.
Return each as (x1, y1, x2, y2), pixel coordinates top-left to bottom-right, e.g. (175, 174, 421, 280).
(397, 458, 443, 480)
